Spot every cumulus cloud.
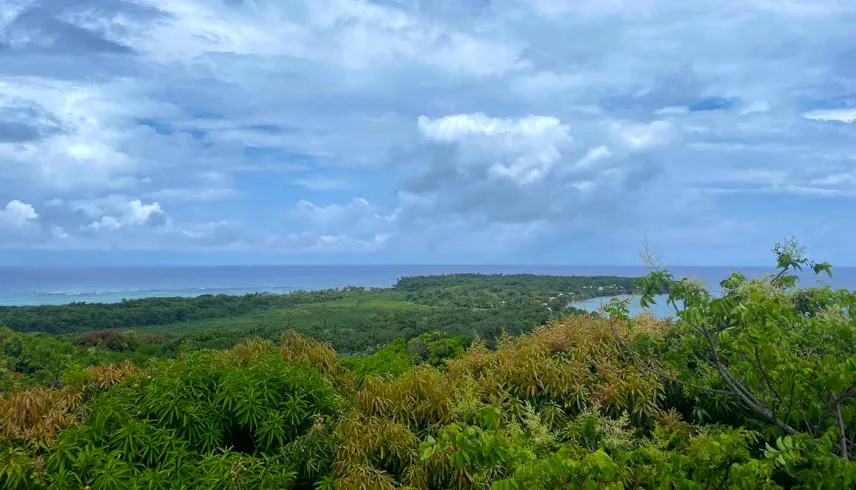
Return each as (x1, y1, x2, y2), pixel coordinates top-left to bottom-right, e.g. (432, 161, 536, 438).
(287, 197, 394, 252)
(417, 113, 573, 185)
(295, 198, 375, 225)
(0, 200, 38, 228)
(402, 112, 664, 232)
(78, 198, 163, 230)
(50, 225, 69, 239)
(576, 146, 613, 170)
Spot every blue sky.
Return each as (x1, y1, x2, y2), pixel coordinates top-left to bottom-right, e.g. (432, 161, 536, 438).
(1, 0, 855, 266)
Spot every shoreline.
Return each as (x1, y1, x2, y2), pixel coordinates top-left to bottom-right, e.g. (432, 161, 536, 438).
(565, 288, 643, 304)
(0, 285, 385, 308)
(1, 285, 642, 309)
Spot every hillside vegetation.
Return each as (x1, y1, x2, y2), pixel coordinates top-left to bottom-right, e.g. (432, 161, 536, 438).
(1, 242, 855, 488)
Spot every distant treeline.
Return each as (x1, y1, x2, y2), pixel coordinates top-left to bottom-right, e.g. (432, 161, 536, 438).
(397, 273, 641, 308)
(0, 287, 373, 335)
(0, 274, 641, 337)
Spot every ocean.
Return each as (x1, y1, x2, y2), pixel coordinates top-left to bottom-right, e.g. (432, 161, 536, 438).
(1, 266, 855, 316)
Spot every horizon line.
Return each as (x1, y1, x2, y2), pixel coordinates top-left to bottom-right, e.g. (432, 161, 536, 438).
(0, 263, 849, 269)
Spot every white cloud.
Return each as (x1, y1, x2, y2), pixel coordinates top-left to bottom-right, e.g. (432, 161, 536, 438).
(418, 113, 573, 185)
(295, 197, 374, 224)
(311, 232, 392, 252)
(83, 199, 163, 230)
(0, 200, 38, 228)
(130, 0, 523, 76)
(655, 106, 690, 116)
(124, 200, 163, 226)
(802, 109, 856, 123)
(70, 195, 133, 218)
(50, 226, 70, 239)
(398, 112, 663, 235)
(87, 216, 122, 231)
(576, 146, 613, 170)
(609, 120, 672, 150)
(418, 113, 570, 143)
(0, 80, 148, 190)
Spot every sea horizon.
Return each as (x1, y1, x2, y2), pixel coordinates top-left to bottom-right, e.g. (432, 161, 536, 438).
(2, 264, 855, 308)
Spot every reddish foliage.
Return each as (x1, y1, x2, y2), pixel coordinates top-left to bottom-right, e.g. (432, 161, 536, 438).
(72, 329, 137, 352)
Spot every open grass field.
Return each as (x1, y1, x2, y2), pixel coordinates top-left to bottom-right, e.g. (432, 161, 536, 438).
(127, 291, 427, 337)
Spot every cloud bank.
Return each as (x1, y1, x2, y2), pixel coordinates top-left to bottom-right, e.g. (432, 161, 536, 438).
(1, 0, 856, 264)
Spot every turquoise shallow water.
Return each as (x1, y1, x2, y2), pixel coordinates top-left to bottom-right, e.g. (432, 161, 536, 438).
(570, 294, 676, 318)
(570, 269, 855, 318)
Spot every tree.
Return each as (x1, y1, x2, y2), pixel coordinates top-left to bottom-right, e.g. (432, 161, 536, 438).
(606, 238, 856, 460)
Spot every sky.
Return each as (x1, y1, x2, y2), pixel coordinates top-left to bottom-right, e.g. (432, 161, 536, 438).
(1, 0, 856, 266)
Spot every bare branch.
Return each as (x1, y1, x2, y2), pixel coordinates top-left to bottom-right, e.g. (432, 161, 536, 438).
(639, 237, 665, 272)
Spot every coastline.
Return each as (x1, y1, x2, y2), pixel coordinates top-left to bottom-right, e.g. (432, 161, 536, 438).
(565, 288, 643, 304)
(570, 292, 675, 318)
(2, 286, 637, 309)
(0, 285, 303, 307)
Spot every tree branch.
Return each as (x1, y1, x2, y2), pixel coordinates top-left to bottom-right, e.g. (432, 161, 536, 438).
(754, 347, 783, 410)
(693, 321, 800, 435)
(607, 318, 734, 397)
(833, 395, 849, 460)
(770, 267, 789, 286)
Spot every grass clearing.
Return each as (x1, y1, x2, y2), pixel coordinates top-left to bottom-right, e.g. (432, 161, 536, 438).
(128, 291, 429, 338)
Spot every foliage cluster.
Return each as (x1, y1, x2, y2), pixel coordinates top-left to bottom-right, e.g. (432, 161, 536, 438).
(0, 329, 141, 392)
(397, 274, 638, 312)
(71, 329, 140, 352)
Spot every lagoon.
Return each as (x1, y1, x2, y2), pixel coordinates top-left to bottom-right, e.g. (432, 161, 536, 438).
(570, 294, 676, 318)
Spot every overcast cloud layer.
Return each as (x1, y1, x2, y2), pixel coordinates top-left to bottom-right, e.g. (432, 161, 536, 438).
(1, 0, 856, 265)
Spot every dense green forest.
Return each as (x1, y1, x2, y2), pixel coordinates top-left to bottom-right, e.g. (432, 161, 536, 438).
(2, 245, 856, 488)
(0, 288, 374, 335)
(0, 274, 638, 357)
